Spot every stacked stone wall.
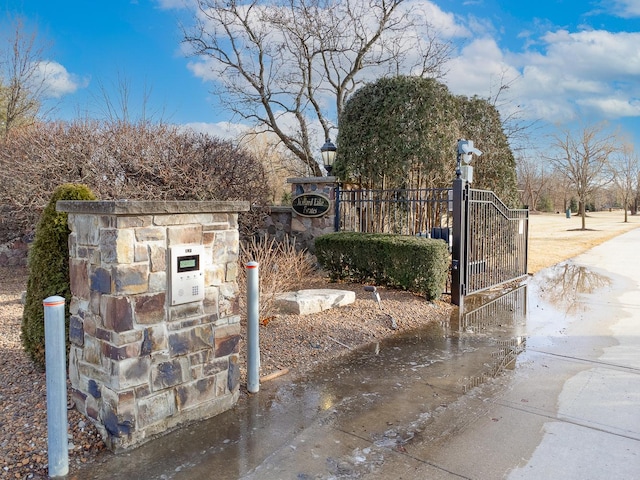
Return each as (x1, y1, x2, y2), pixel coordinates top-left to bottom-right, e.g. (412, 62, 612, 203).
(261, 177, 338, 252)
(57, 200, 248, 451)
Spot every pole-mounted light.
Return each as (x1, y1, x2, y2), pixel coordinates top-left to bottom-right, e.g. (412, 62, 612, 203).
(456, 139, 482, 183)
(321, 138, 337, 176)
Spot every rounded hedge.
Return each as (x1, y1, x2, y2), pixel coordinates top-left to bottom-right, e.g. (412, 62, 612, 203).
(21, 183, 97, 367)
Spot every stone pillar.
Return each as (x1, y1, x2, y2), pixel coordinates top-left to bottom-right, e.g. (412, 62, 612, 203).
(56, 200, 249, 452)
(287, 176, 339, 251)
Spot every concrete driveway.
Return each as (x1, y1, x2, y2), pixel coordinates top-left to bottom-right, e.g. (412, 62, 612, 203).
(75, 229, 640, 480)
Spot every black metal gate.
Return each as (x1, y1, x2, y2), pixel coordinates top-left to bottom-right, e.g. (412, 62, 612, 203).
(451, 178, 528, 307)
(334, 179, 528, 306)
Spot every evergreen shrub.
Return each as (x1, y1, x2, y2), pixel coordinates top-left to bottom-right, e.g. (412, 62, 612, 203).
(21, 183, 97, 367)
(315, 232, 450, 300)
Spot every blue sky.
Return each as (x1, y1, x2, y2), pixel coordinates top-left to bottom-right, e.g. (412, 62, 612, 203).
(4, 0, 640, 150)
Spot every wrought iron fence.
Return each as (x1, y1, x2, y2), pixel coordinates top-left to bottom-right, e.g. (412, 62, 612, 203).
(335, 187, 452, 238)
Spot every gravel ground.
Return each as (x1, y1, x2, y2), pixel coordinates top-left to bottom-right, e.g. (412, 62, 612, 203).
(0, 265, 451, 479)
(0, 265, 106, 479)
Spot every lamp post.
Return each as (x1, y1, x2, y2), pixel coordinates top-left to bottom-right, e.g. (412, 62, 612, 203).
(320, 138, 337, 176)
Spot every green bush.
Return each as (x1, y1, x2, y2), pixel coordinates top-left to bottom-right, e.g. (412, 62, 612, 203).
(315, 232, 450, 300)
(22, 183, 97, 367)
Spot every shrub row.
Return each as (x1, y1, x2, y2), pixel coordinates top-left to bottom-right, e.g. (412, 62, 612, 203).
(0, 120, 270, 243)
(315, 232, 450, 300)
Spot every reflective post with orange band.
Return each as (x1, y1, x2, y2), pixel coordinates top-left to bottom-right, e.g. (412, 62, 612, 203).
(246, 261, 260, 393)
(43, 295, 69, 477)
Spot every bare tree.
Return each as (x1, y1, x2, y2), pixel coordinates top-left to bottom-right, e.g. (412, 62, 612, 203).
(548, 123, 617, 230)
(0, 16, 49, 137)
(182, 0, 451, 175)
(91, 72, 164, 124)
(238, 129, 308, 203)
(609, 143, 639, 222)
(516, 153, 551, 211)
(488, 70, 540, 154)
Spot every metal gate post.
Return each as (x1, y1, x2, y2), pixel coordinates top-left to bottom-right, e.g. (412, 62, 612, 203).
(334, 186, 341, 232)
(451, 176, 466, 307)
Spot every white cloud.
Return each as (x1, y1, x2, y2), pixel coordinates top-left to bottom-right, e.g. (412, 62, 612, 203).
(405, 0, 470, 40)
(511, 29, 640, 121)
(578, 97, 640, 118)
(611, 0, 640, 17)
(36, 61, 88, 98)
(444, 37, 519, 97)
(442, 21, 640, 125)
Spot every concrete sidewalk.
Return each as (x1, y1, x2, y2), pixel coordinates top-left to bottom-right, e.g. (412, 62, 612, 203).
(73, 229, 640, 480)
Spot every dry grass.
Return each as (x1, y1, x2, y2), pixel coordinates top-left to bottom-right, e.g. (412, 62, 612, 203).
(528, 210, 640, 274)
(238, 236, 316, 320)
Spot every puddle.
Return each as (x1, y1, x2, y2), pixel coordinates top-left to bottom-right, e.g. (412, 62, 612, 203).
(531, 262, 611, 313)
(78, 281, 536, 480)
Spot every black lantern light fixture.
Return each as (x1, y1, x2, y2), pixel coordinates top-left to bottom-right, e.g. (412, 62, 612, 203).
(320, 138, 337, 176)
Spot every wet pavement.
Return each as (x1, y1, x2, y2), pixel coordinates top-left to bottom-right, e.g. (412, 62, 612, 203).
(73, 229, 640, 479)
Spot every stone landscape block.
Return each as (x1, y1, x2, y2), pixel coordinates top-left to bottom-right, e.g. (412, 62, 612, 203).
(275, 289, 356, 315)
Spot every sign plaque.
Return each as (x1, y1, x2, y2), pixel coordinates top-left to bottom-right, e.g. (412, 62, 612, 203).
(292, 193, 331, 217)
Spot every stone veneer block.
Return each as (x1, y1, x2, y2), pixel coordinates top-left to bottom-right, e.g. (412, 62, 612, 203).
(112, 264, 149, 294)
(214, 324, 241, 358)
(116, 215, 153, 228)
(137, 391, 176, 429)
(57, 200, 248, 452)
(100, 228, 135, 264)
(69, 258, 90, 299)
(90, 267, 112, 294)
(133, 292, 166, 325)
(175, 376, 216, 411)
(72, 214, 101, 246)
(166, 224, 202, 246)
(101, 295, 134, 333)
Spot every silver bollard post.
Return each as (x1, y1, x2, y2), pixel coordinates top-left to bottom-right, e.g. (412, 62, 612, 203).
(43, 296, 69, 478)
(246, 261, 260, 393)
